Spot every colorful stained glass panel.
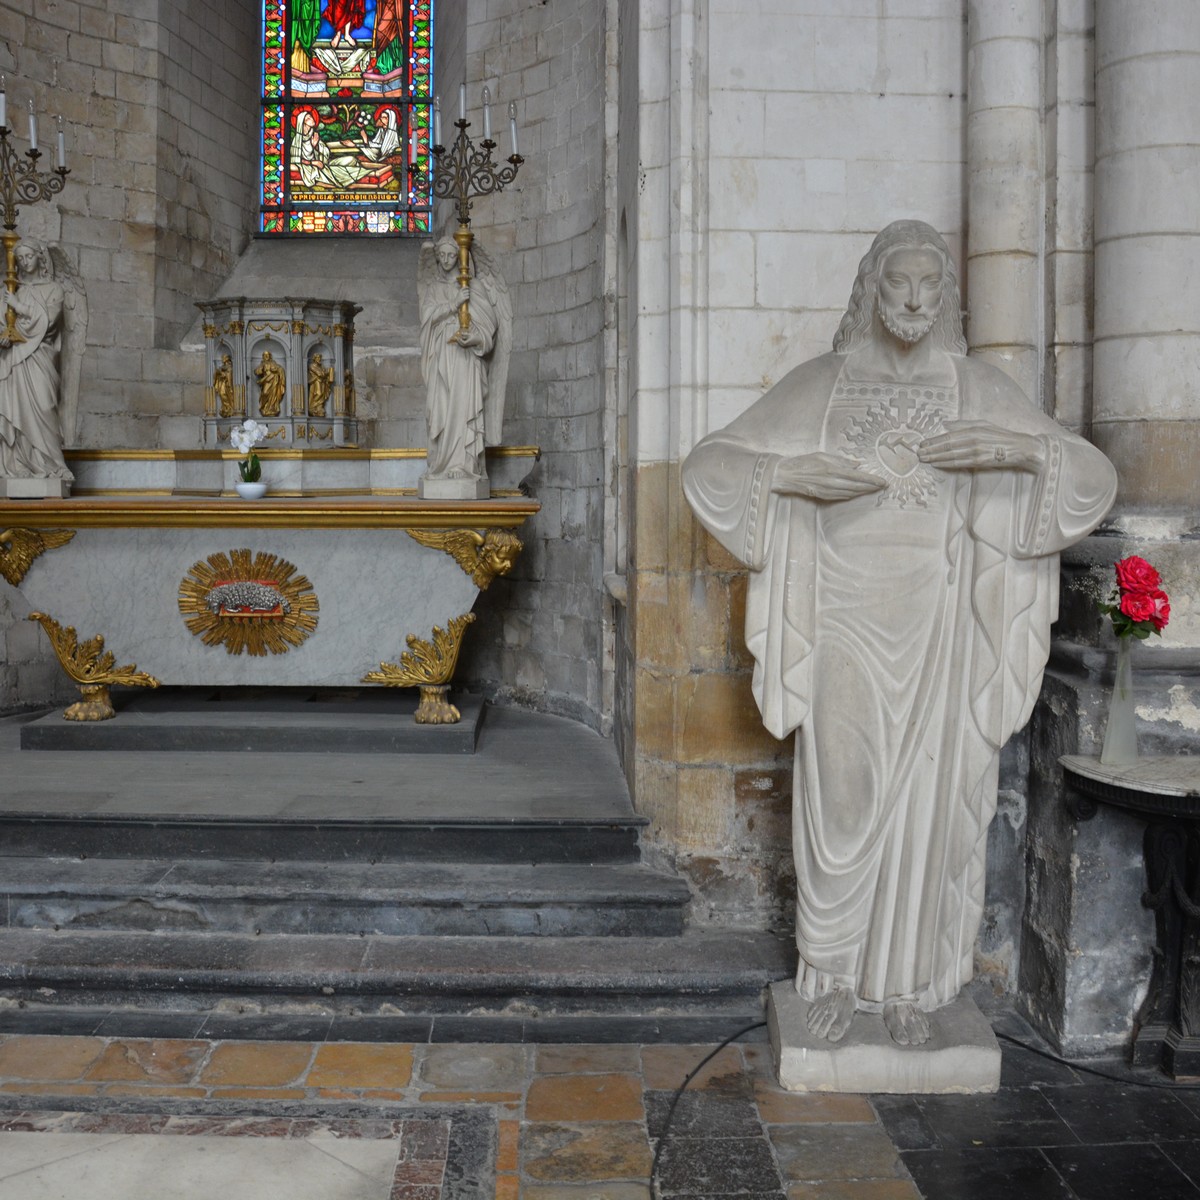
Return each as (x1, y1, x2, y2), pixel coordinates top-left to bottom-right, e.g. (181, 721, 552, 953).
(260, 0, 433, 235)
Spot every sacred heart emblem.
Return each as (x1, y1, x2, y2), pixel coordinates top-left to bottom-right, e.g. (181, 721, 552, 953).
(843, 400, 948, 508)
(876, 429, 921, 477)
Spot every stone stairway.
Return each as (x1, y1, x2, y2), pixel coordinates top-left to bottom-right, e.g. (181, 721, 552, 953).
(0, 700, 792, 1041)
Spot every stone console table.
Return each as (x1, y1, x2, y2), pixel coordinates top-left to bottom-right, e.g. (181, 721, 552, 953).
(1061, 755, 1200, 1078)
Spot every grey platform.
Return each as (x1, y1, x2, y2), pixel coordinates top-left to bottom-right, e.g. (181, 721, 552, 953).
(0, 701, 793, 1040)
(20, 688, 485, 754)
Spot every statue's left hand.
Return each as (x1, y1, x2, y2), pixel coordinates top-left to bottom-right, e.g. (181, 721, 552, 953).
(917, 421, 1045, 473)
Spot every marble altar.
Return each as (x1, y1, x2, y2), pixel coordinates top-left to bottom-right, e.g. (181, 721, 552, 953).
(0, 449, 539, 720)
(682, 220, 1118, 1091)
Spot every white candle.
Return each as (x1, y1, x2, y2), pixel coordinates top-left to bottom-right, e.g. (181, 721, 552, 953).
(458, 83, 466, 123)
(408, 130, 417, 165)
(432, 95, 441, 147)
(27, 99, 37, 151)
(56, 116, 65, 168)
(0, 77, 6, 130)
(508, 101, 518, 157)
(481, 85, 491, 141)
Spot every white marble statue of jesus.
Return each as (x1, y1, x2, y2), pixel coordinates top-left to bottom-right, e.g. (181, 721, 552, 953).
(683, 220, 1117, 1047)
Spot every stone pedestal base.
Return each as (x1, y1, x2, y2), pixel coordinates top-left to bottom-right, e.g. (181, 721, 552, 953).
(767, 981, 1001, 1094)
(418, 474, 490, 500)
(3, 477, 71, 498)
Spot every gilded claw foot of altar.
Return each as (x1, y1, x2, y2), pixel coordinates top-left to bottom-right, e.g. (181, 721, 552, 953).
(64, 683, 116, 722)
(414, 684, 461, 724)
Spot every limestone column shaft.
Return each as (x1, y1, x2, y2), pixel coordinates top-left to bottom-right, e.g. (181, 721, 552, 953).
(965, 0, 1044, 402)
(1093, 0, 1200, 512)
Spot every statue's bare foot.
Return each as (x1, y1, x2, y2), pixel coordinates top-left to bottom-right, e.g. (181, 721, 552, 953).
(883, 1000, 931, 1046)
(805, 984, 855, 1043)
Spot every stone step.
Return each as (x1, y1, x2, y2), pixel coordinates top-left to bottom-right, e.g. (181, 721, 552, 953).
(0, 813, 646, 864)
(1, 857, 691, 938)
(0, 928, 794, 1020)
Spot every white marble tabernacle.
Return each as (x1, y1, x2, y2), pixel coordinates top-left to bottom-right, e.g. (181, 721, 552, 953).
(683, 220, 1118, 1091)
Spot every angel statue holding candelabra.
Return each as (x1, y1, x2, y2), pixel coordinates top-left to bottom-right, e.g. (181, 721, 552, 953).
(416, 228, 512, 499)
(0, 240, 86, 498)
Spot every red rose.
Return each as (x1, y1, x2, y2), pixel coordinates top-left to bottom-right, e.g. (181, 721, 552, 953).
(1149, 589, 1171, 631)
(338, 87, 354, 98)
(1120, 592, 1156, 623)
(1115, 555, 1161, 592)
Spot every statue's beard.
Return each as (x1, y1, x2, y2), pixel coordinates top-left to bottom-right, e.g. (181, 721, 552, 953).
(879, 306, 935, 345)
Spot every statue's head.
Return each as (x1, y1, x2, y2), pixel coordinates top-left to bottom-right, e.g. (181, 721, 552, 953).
(833, 220, 966, 356)
(13, 241, 48, 279)
(262, 350, 273, 362)
(435, 237, 458, 273)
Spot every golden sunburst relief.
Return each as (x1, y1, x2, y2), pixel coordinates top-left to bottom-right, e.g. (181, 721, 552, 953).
(843, 401, 947, 509)
(179, 549, 319, 656)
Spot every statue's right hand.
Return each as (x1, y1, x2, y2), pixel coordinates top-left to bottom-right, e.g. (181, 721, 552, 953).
(771, 453, 885, 501)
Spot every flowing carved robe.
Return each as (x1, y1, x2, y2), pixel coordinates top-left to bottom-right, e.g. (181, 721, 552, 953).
(683, 350, 1116, 1012)
(420, 277, 497, 481)
(0, 282, 73, 482)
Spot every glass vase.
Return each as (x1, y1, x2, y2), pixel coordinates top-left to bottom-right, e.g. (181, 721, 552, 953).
(1100, 636, 1138, 766)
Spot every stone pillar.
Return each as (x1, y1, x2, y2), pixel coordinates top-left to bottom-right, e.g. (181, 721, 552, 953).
(1091, 0, 1200, 512)
(965, 0, 1044, 401)
(1019, 2, 1200, 1056)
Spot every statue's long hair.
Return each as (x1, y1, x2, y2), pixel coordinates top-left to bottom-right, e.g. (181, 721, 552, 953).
(832, 220, 967, 355)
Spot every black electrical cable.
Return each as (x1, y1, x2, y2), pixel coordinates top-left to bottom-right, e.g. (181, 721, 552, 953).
(995, 1031, 1200, 1090)
(648, 1021, 768, 1200)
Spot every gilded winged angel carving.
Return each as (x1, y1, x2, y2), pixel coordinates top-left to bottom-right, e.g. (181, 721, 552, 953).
(0, 527, 76, 587)
(407, 528, 522, 589)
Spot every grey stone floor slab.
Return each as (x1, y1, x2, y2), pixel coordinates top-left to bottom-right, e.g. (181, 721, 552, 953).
(0, 704, 636, 822)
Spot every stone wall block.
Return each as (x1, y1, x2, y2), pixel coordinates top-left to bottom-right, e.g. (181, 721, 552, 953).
(675, 671, 788, 767)
(725, 571, 755, 672)
(1089, 418, 1200, 510)
(1095, 149, 1200, 241)
(968, 0, 1043, 43)
(1093, 236, 1200, 340)
(1092, 335, 1200, 422)
(1096, 0, 1200, 64)
(966, 167, 1041, 257)
(1051, 343, 1092, 432)
(629, 667, 676, 762)
(963, 253, 1040, 350)
(1096, 56, 1200, 155)
(967, 36, 1042, 113)
(633, 757, 679, 843)
(672, 765, 736, 851)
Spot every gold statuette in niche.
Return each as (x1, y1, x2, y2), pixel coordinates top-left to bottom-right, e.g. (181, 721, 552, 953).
(407, 528, 523, 590)
(363, 612, 476, 724)
(179, 549, 318, 656)
(27, 611, 159, 721)
(0, 527, 76, 586)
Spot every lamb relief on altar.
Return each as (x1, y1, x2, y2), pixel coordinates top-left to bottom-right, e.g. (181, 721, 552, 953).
(0, 240, 86, 499)
(683, 220, 1118, 1091)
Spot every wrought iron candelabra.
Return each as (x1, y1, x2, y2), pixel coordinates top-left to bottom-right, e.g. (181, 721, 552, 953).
(1, 89, 69, 344)
(427, 88, 523, 333)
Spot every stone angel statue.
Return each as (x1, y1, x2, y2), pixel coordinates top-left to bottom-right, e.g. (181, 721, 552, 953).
(417, 230, 512, 493)
(0, 240, 87, 496)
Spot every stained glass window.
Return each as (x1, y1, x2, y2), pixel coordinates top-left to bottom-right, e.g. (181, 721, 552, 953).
(260, 0, 433, 235)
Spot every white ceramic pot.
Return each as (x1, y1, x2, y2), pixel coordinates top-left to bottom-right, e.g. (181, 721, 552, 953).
(235, 481, 268, 500)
